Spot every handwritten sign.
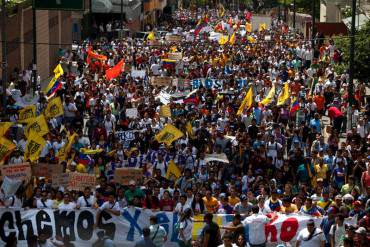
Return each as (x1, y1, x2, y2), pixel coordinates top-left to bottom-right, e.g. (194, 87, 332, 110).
(115, 130, 137, 148)
(165, 35, 183, 42)
(114, 168, 143, 185)
(1, 176, 22, 196)
(32, 163, 64, 179)
(125, 108, 138, 119)
(131, 70, 146, 78)
(0, 163, 31, 182)
(168, 52, 183, 61)
(52, 173, 69, 188)
(205, 153, 229, 164)
(150, 76, 173, 87)
(68, 173, 96, 191)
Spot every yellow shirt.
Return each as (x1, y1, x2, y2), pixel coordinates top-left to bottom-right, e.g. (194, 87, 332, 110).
(203, 196, 219, 213)
(315, 164, 328, 180)
(228, 196, 240, 207)
(281, 204, 298, 214)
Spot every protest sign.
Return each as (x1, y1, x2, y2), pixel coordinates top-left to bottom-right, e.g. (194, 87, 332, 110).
(168, 52, 183, 61)
(155, 124, 184, 146)
(0, 209, 357, 247)
(114, 168, 143, 185)
(115, 130, 136, 148)
(1, 176, 22, 196)
(0, 163, 31, 182)
(165, 35, 183, 42)
(205, 153, 229, 164)
(125, 108, 138, 118)
(131, 70, 146, 78)
(51, 173, 69, 188)
(32, 163, 63, 179)
(150, 76, 173, 87)
(68, 173, 96, 191)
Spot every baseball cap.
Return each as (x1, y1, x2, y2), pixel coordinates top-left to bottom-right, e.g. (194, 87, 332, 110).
(129, 180, 136, 186)
(240, 194, 248, 201)
(355, 227, 366, 234)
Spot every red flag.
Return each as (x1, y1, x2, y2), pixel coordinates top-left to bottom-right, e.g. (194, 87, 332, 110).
(105, 59, 124, 81)
(87, 47, 108, 65)
(244, 11, 252, 22)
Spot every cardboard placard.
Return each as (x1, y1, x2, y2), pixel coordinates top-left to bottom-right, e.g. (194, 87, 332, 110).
(150, 76, 173, 87)
(131, 70, 146, 78)
(52, 173, 69, 188)
(125, 108, 138, 119)
(168, 52, 183, 61)
(0, 163, 31, 182)
(165, 35, 183, 42)
(68, 173, 96, 191)
(204, 153, 230, 164)
(1, 176, 22, 196)
(32, 163, 64, 179)
(114, 168, 143, 185)
(159, 105, 172, 118)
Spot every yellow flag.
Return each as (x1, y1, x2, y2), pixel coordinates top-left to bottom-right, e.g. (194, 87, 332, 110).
(24, 132, 46, 162)
(247, 36, 256, 43)
(218, 35, 228, 45)
(147, 31, 155, 41)
(246, 22, 252, 33)
(159, 105, 172, 118)
(44, 64, 64, 94)
(237, 87, 253, 115)
(0, 137, 16, 162)
(0, 122, 13, 137)
(45, 96, 64, 119)
(18, 105, 36, 123)
(186, 121, 194, 139)
(260, 86, 276, 106)
(229, 32, 236, 45)
(259, 23, 266, 32)
(57, 133, 77, 161)
(80, 148, 104, 155)
(166, 160, 181, 181)
(155, 124, 184, 146)
(170, 46, 178, 53)
(53, 64, 64, 78)
(25, 114, 49, 138)
(219, 4, 225, 18)
(277, 82, 290, 106)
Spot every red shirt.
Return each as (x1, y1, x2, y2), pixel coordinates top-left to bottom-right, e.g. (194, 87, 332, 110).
(159, 198, 174, 212)
(328, 106, 343, 119)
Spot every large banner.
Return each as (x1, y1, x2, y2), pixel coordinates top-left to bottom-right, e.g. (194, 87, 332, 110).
(0, 208, 355, 247)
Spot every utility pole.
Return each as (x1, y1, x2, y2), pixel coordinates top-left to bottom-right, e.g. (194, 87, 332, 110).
(347, 0, 356, 130)
(1, 0, 7, 111)
(293, 0, 296, 29)
(32, 2, 37, 95)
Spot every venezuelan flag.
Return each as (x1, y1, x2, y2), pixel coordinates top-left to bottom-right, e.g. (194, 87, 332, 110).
(45, 78, 62, 98)
(162, 59, 176, 68)
(290, 98, 300, 114)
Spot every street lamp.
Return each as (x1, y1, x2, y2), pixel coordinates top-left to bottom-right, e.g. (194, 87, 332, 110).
(1, 0, 7, 111)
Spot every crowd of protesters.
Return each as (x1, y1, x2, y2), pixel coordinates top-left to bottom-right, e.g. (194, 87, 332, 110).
(0, 5, 370, 247)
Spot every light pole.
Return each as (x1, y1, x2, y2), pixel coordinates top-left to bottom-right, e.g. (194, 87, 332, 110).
(293, 0, 296, 29)
(347, 0, 356, 130)
(32, 1, 37, 95)
(1, 0, 7, 111)
(121, 0, 123, 29)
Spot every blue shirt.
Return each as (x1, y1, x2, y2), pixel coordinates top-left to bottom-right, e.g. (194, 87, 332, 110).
(310, 119, 321, 133)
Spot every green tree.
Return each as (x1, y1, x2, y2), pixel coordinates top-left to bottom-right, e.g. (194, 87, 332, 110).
(334, 21, 370, 81)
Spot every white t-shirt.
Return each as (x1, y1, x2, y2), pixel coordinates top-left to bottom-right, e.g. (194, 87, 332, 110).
(243, 214, 270, 245)
(174, 202, 190, 214)
(178, 218, 193, 241)
(58, 202, 76, 210)
(297, 227, 325, 247)
(36, 199, 54, 209)
(329, 224, 345, 247)
(99, 201, 121, 212)
(76, 195, 95, 208)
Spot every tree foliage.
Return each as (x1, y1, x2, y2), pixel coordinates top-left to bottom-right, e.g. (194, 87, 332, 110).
(334, 21, 370, 81)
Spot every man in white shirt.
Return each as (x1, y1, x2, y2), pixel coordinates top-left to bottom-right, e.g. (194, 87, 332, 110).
(95, 193, 121, 228)
(296, 219, 325, 247)
(36, 191, 53, 209)
(243, 205, 271, 246)
(58, 193, 76, 210)
(329, 213, 345, 247)
(76, 187, 96, 209)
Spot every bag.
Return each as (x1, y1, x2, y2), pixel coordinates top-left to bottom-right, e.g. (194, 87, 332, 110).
(84, 196, 91, 207)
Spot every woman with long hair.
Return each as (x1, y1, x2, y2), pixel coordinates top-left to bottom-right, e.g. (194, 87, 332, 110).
(191, 192, 205, 215)
(178, 208, 193, 247)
